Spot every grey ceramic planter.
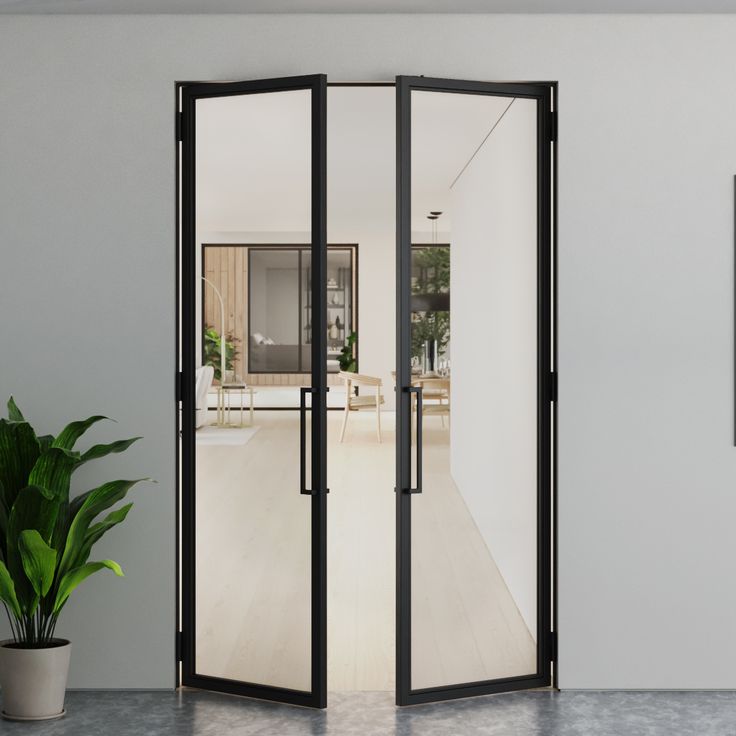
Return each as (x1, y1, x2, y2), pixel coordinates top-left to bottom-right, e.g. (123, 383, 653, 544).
(0, 639, 71, 720)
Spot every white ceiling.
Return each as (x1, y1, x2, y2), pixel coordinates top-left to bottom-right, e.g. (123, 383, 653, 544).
(2, 0, 736, 12)
(195, 86, 510, 237)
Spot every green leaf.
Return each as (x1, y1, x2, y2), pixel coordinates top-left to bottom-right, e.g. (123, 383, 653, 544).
(19, 530, 57, 598)
(78, 437, 141, 467)
(0, 419, 41, 525)
(37, 434, 54, 453)
(53, 559, 123, 614)
(7, 397, 25, 422)
(52, 415, 108, 451)
(0, 480, 7, 546)
(0, 560, 21, 619)
(77, 503, 133, 567)
(28, 446, 80, 499)
(41, 499, 71, 618)
(8, 485, 62, 548)
(59, 479, 145, 579)
(7, 485, 62, 614)
(49, 499, 70, 558)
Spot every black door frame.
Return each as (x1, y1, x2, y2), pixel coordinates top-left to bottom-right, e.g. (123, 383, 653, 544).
(175, 77, 556, 709)
(395, 75, 557, 706)
(177, 74, 328, 709)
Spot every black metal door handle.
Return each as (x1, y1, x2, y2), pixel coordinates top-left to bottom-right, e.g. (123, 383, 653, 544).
(299, 386, 330, 496)
(300, 387, 315, 495)
(406, 385, 422, 494)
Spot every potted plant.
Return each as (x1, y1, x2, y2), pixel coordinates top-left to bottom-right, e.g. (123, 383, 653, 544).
(0, 397, 148, 721)
(203, 324, 239, 383)
(410, 246, 450, 364)
(338, 331, 357, 373)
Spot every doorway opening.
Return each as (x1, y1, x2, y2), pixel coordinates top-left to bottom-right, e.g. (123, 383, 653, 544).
(176, 76, 556, 708)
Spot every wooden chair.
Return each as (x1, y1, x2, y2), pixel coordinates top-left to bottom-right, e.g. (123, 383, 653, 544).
(414, 377, 450, 428)
(339, 371, 385, 443)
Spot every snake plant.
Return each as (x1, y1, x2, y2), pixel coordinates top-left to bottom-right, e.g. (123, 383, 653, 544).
(0, 397, 148, 648)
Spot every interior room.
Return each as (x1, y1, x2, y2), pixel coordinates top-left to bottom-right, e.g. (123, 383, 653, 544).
(191, 83, 539, 694)
(6, 4, 736, 736)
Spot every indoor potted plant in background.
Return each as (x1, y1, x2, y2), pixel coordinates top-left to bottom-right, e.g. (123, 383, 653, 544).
(203, 324, 239, 383)
(338, 331, 357, 373)
(0, 397, 148, 721)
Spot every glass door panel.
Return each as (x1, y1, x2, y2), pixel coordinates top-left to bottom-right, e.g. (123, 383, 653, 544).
(326, 249, 353, 374)
(301, 250, 312, 374)
(248, 249, 302, 374)
(396, 76, 553, 705)
(181, 75, 327, 708)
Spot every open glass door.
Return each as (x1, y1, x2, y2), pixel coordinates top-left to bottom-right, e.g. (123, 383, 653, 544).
(395, 76, 555, 705)
(180, 75, 328, 708)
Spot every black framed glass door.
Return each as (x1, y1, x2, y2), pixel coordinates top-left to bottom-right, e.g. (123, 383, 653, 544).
(179, 74, 328, 708)
(395, 76, 555, 705)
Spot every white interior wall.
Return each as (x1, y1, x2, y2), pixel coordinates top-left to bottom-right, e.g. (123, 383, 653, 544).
(450, 97, 538, 637)
(2, 14, 736, 690)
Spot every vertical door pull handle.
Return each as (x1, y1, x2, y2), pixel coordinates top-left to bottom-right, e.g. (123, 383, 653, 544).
(299, 386, 330, 495)
(405, 385, 423, 494)
(300, 387, 316, 495)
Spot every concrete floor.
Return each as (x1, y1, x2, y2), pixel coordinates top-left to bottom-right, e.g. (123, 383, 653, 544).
(3, 690, 736, 735)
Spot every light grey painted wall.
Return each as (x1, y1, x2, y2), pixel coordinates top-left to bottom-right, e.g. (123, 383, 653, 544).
(1, 13, 735, 689)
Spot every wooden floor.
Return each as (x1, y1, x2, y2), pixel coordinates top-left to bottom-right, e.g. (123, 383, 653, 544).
(195, 410, 535, 692)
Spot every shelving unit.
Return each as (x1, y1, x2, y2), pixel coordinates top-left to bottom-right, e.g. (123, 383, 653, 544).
(304, 249, 356, 373)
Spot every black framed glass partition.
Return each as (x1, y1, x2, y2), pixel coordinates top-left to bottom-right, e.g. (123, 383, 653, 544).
(178, 75, 554, 711)
(180, 74, 328, 709)
(246, 246, 356, 375)
(395, 76, 554, 705)
(200, 244, 357, 380)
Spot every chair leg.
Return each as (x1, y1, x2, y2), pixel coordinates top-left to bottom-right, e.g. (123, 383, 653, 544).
(340, 405, 350, 443)
(440, 397, 445, 428)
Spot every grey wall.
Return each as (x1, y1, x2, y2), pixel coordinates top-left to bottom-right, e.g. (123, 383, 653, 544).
(1, 13, 735, 689)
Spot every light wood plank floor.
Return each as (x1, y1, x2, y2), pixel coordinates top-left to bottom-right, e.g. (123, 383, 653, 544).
(195, 410, 535, 692)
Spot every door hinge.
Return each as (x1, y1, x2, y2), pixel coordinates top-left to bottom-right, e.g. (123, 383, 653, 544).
(176, 631, 184, 662)
(549, 371, 558, 402)
(548, 110, 557, 143)
(548, 631, 557, 662)
(176, 111, 183, 142)
(176, 371, 183, 402)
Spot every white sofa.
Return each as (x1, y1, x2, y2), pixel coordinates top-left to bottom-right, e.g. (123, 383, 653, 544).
(195, 365, 214, 429)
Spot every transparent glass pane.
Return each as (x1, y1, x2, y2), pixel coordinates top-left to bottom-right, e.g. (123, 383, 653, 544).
(194, 89, 312, 691)
(326, 249, 353, 374)
(410, 90, 538, 690)
(249, 249, 301, 373)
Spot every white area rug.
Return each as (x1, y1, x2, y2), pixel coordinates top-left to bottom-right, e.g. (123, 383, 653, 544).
(206, 387, 348, 409)
(195, 425, 260, 446)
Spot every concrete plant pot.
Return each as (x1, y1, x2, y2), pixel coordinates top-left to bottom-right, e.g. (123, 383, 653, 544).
(0, 639, 71, 721)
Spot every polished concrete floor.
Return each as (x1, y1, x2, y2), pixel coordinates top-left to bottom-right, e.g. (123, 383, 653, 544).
(3, 690, 736, 735)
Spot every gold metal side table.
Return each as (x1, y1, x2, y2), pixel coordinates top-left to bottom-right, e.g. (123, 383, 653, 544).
(216, 383, 255, 427)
